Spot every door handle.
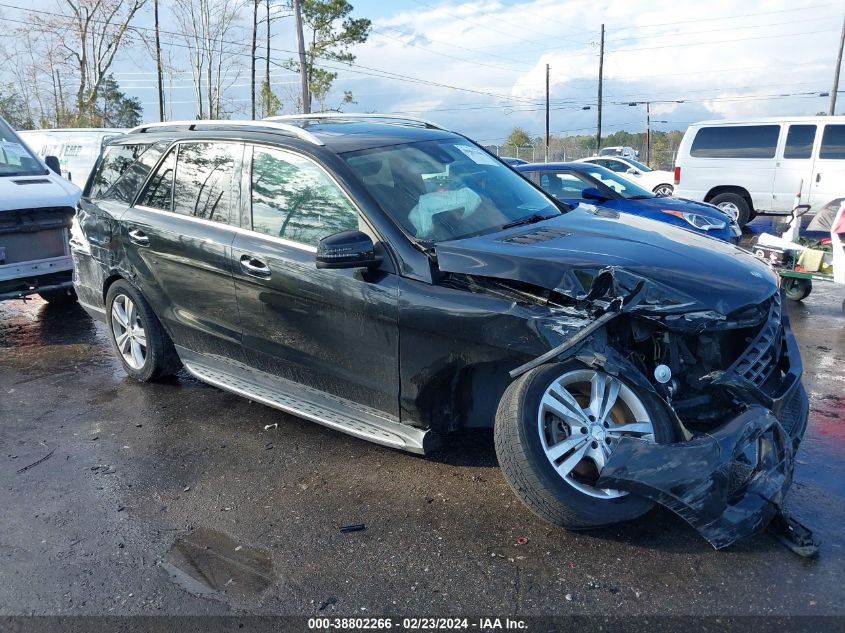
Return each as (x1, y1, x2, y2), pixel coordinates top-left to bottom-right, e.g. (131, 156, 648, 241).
(240, 254, 271, 278)
(128, 228, 150, 246)
(816, 173, 821, 183)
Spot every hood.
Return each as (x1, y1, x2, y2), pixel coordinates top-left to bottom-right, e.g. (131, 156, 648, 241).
(435, 206, 777, 316)
(0, 173, 81, 212)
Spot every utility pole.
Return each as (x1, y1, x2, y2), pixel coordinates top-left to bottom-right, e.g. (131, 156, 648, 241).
(545, 64, 550, 162)
(596, 24, 604, 153)
(265, 0, 271, 117)
(154, 0, 165, 122)
(831, 12, 845, 115)
(251, 0, 258, 119)
(293, 0, 310, 114)
(645, 101, 651, 166)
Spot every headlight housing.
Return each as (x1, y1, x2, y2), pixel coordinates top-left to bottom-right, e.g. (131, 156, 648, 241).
(661, 209, 726, 231)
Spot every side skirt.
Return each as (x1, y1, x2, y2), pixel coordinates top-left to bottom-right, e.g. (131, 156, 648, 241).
(175, 346, 430, 455)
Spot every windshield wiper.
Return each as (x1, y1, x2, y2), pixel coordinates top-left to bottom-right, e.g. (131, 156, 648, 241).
(501, 213, 552, 230)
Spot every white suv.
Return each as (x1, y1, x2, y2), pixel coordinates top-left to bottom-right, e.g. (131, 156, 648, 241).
(673, 116, 845, 226)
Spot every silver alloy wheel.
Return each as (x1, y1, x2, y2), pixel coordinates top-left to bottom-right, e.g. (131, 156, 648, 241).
(538, 369, 655, 499)
(110, 294, 147, 370)
(717, 201, 740, 221)
(654, 184, 673, 197)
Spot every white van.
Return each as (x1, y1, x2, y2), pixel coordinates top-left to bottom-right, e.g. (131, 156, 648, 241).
(673, 116, 845, 225)
(1, 116, 82, 303)
(19, 128, 125, 185)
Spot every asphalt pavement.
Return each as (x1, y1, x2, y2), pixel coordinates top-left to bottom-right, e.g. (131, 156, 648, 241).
(1, 217, 843, 620)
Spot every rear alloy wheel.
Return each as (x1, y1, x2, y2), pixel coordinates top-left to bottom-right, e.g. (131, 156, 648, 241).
(495, 362, 676, 529)
(106, 280, 181, 382)
(783, 277, 812, 301)
(653, 184, 673, 197)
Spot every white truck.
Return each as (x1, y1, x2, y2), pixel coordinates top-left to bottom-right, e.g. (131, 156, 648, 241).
(673, 116, 845, 226)
(19, 128, 124, 185)
(1, 116, 82, 303)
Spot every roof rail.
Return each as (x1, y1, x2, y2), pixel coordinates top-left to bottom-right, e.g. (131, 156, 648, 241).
(265, 113, 446, 131)
(127, 120, 325, 146)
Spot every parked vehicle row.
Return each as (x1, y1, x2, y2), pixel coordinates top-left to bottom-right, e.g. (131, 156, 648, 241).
(67, 114, 808, 549)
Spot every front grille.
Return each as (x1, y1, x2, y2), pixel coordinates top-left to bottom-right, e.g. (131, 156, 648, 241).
(726, 292, 782, 388)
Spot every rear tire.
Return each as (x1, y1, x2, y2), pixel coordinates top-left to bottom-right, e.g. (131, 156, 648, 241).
(105, 280, 181, 382)
(39, 288, 77, 305)
(783, 277, 812, 301)
(711, 192, 751, 227)
(653, 184, 673, 197)
(494, 361, 677, 529)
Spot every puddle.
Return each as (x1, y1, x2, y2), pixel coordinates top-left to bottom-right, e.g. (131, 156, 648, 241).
(160, 528, 274, 600)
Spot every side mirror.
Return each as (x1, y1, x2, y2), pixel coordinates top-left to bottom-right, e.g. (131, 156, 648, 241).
(45, 155, 61, 175)
(625, 167, 638, 175)
(581, 187, 608, 202)
(316, 230, 382, 270)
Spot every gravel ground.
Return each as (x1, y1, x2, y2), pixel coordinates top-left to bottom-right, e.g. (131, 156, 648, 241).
(0, 216, 843, 620)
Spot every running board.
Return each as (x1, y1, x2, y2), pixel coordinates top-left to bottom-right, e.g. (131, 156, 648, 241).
(176, 347, 430, 455)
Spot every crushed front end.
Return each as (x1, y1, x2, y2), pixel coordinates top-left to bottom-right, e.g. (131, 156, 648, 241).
(594, 287, 809, 548)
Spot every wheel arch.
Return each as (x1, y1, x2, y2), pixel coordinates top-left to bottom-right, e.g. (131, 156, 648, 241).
(704, 185, 754, 211)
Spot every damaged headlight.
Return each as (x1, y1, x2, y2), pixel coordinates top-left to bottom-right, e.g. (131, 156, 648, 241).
(661, 209, 726, 231)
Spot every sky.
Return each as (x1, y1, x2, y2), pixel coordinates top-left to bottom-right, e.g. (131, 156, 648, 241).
(5, 0, 845, 142)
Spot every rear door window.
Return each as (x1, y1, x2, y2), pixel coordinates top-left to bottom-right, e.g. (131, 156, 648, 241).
(690, 125, 781, 158)
(783, 125, 816, 159)
(819, 125, 845, 160)
(171, 142, 241, 225)
(538, 171, 593, 197)
(137, 147, 177, 211)
(250, 146, 358, 247)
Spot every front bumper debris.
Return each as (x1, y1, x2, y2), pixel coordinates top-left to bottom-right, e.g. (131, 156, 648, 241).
(597, 386, 809, 549)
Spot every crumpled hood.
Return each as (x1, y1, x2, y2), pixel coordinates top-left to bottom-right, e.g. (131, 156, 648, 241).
(0, 173, 81, 212)
(435, 206, 777, 316)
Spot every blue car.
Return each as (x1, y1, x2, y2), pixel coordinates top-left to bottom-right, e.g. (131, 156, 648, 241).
(516, 162, 741, 243)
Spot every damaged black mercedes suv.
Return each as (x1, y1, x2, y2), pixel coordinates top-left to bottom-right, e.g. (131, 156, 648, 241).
(72, 114, 808, 549)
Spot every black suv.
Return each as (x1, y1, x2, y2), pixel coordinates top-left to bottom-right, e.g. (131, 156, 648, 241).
(72, 114, 808, 548)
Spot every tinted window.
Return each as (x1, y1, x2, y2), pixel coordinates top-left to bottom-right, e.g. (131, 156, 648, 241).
(251, 147, 358, 246)
(819, 125, 845, 160)
(538, 171, 592, 197)
(172, 143, 239, 224)
(596, 159, 628, 173)
(690, 125, 780, 158)
(137, 147, 176, 211)
(89, 144, 151, 199)
(91, 142, 168, 203)
(783, 125, 816, 159)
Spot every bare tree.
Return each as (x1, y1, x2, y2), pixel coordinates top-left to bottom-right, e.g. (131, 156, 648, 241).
(40, 0, 147, 122)
(170, 0, 245, 120)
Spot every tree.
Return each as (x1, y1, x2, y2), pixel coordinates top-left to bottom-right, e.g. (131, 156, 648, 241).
(505, 127, 531, 149)
(170, 0, 243, 119)
(290, 0, 370, 111)
(95, 75, 142, 127)
(44, 0, 147, 120)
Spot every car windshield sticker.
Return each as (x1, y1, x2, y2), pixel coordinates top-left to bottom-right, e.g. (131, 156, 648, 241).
(454, 144, 500, 166)
(1, 142, 29, 159)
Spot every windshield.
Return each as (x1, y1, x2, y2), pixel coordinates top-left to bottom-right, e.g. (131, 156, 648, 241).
(0, 117, 45, 176)
(580, 165, 655, 199)
(344, 139, 560, 243)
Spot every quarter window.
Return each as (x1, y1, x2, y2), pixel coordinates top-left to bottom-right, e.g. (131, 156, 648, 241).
(250, 146, 358, 246)
(137, 147, 176, 211)
(690, 125, 781, 158)
(89, 144, 151, 200)
(819, 125, 845, 160)
(783, 125, 816, 159)
(172, 142, 240, 225)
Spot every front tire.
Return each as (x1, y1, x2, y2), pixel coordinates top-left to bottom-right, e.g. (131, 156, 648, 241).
(495, 362, 677, 529)
(105, 280, 181, 382)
